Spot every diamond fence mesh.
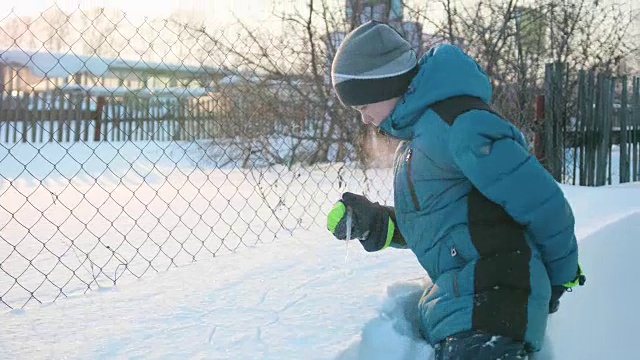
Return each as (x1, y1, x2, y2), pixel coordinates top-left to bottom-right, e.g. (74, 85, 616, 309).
(0, 6, 404, 310)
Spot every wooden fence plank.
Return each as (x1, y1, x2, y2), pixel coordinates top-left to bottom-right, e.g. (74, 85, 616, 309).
(119, 99, 127, 141)
(57, 93, 64, 143)
(206, 99, 212, 138)
(94, 96, 105, 142)
(127, 98, 132, 141)
(148, 99, 154, 141)
(594, 74, 604, 185)
(148, 98, 153, 141)
(57, 93, 64, 142)
(543, 63, 562, 181)
(174, 99, 179, 141)
(585, 71, 595, 186)
(193, 100, 199, 140)
(151, 98, 157, 141)
(0, 92, 4, 143)
(49, 92, 55, 142)
(83, 96, 90, 142)
(39, 93, 46, 143)
(166, 99, 173, 141)
(19, 92, 27, 143)
(65, 94, 73, 142)
(73, 94, 81, 142)
(31, 92, 38, 143)
(620, 76, 629, 183)
(155, 99, 161, 141)
(137, 98, 143, 141)
(129, 97, 134, 141)
(13, 93, 21, 143)
(632, 77, 640, 181)
(160, 99, 166, 141)
(181, 99, 187, 140)
(133, 98, 140, 142)
(110, 99, 116, 142)
(31, 93, 37, 142)
(102, 98, 110, 141)
(605, 76, 614, 185)
(576, 70, 585, 185)
(196, 101, 202, 139)
(21, 92, 29, 143)
(144, 99, 149, 141)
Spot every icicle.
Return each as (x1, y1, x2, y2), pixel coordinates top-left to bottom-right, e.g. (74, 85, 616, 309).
(344, 206, 353, 264)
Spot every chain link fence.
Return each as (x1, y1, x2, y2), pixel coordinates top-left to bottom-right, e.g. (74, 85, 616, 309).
(0, 5, 404, 310)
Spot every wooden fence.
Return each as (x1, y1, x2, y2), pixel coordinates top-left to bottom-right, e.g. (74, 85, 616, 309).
(541, 63, 640, 186)
(0, 91, 221, 143)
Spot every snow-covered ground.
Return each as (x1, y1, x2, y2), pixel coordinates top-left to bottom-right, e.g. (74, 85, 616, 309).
(1, 139, 639, 359)
(0, 140, 390, 309)
(1, 158, 639, 359)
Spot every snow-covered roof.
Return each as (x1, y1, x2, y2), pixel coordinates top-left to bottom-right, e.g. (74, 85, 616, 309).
(215, 74, 304, 88)
(59, 84, 212, 98)
(0, 49, 219, 78)
(109, 59, 218, 77)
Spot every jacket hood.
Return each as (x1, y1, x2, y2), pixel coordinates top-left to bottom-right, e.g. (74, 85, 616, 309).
(378, 44, 493, 140)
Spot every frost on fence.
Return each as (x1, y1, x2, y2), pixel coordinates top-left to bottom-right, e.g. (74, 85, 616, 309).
(0, 7, 397, 309)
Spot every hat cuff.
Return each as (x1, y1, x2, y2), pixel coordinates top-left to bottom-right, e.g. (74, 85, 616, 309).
(335, 65, 418, 106)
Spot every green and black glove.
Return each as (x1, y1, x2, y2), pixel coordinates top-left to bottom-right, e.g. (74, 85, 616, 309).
(549, 264, 586, 314)
(327, 192, 405, 252)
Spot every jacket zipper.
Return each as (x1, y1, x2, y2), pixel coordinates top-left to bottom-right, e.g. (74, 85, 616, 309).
(406, 148, 420, 211)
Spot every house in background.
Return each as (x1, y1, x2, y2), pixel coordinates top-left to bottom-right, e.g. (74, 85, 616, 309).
(0, 49, 222, 98)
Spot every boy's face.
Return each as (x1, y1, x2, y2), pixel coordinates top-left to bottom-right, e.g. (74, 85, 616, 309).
(353, 97, 399, 127)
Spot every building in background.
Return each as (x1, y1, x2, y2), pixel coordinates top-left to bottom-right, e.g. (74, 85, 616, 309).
(0, 49, 220, 97)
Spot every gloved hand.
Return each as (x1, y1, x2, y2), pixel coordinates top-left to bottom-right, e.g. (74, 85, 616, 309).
(326, 192, 397, 252)
(549, 264, 586, 314)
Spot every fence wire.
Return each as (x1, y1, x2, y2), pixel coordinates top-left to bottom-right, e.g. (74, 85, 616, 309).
(0, 7, 402, 310)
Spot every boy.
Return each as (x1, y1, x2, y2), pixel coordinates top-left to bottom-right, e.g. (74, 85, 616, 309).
(326, 21, 585, 359)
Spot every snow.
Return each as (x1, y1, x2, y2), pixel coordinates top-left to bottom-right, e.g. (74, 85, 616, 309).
(0, 141, 381, 309)
(1, 140, 640, 359)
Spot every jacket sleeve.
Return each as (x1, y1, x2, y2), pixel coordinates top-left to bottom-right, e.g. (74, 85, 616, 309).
(448, 110, 578, 286)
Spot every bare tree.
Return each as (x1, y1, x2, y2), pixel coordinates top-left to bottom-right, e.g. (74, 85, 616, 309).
(76, 7, 127, 58)
(0, 15, 38, 50)
(165, 0, 369, 167)
(35, 8, 73, 52)
(403, 0, 637, 138)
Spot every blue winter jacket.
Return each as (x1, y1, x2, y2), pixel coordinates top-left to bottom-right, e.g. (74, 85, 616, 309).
(377, 44, 579, 351)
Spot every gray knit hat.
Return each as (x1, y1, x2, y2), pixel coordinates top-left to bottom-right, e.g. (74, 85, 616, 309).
(331, 21, 418, 106)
